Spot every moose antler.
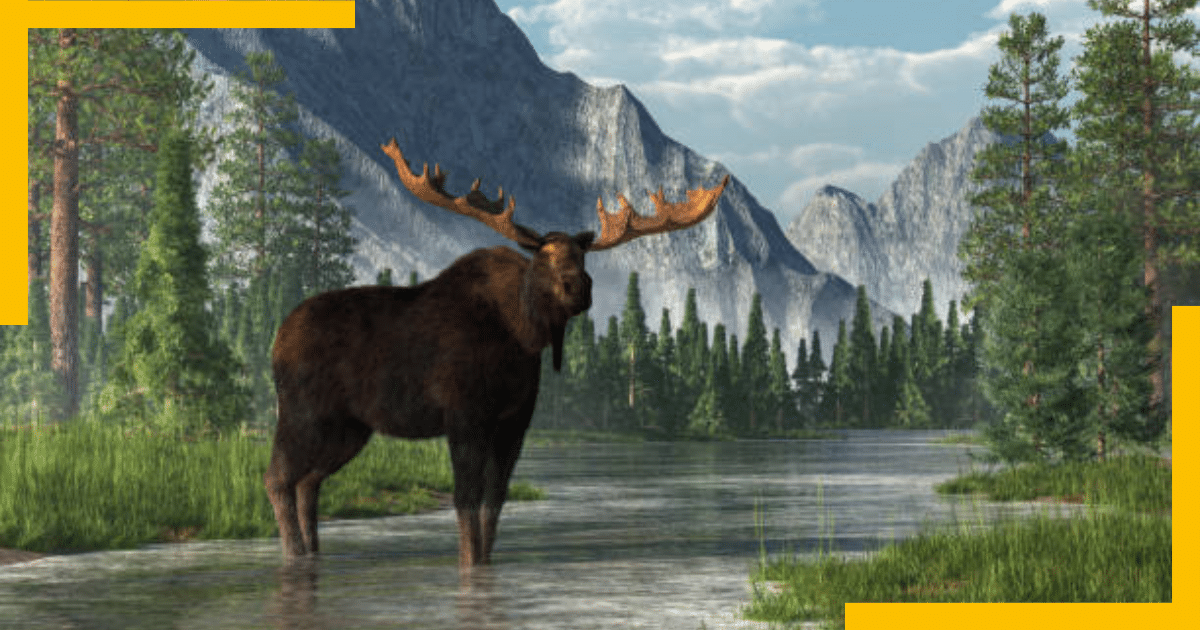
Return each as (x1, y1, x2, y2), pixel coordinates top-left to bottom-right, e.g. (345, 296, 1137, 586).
(589, 175, 730, 251)
(382, 138, 543, 249)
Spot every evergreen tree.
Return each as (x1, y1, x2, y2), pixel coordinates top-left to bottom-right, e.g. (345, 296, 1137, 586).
(28, 28, 207, 419)
(619, 272, 648, 419)
(100, 128, 249, 434)
(791, 338, 812, 427)
(768, 328, 792, 434)
(741, 292, 770, 433)
(653, 308, 683, 436)
(376, 268, 394, 286)
(824, 321, 850, 426)
(1073, 0, 1198, 427)
(875, 324, 894, 427)
(848, 285, 877, 427)
(808, 329, 827, 422)
(598, 315, 625, 431)
(677, 287, 703, 395)
(288, 137, 358, 295)
(209, 50, 304, 284)
(409, 270, 419, 286)
(688, 323, 731, 438)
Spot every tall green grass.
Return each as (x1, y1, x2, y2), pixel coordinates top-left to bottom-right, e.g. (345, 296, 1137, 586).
(0, 418, 542, 553)
(745, 454, 1172, 627)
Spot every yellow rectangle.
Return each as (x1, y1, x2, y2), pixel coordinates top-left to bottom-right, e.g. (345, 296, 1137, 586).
(22, 2, 355, 29)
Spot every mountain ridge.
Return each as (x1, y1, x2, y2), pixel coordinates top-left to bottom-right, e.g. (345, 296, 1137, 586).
(182, 0, 893, 365)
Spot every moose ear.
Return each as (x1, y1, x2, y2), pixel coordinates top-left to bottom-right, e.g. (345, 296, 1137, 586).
(574, 231, 596, 251)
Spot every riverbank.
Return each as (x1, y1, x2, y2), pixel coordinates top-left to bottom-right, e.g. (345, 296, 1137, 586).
(0, 420, 542, 557)
(744, 452, 1172, 626)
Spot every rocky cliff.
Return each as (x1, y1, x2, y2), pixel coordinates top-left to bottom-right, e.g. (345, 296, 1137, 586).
(786, 117, 996, 320)
(183, 0, 893, 366)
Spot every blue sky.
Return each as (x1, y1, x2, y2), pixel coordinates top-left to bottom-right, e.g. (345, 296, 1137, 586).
(494, 0, 1199, 226)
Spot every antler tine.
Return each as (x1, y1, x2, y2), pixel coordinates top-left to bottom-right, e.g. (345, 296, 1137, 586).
(381, 138, 543, 248)
(590, 174, 730, 251)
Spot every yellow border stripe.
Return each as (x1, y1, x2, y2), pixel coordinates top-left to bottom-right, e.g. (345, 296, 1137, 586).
(24, 2, 355, 29)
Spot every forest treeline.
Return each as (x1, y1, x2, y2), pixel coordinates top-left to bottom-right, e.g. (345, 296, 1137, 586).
(7, 3, 1197, 465)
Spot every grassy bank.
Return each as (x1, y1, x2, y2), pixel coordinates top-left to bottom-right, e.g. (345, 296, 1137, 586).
(0, 419, 543, 553)
(744, 454, 1171, 627)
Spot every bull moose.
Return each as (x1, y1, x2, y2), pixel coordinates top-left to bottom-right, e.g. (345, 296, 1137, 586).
(265, 137, 729, 568)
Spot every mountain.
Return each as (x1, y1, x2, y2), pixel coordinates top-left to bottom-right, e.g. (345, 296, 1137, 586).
(785, 117, 997, 320)
(182, 0, 892, 366)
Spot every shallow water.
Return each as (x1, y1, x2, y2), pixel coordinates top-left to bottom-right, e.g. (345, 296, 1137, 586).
(0, 430, 1081, 629)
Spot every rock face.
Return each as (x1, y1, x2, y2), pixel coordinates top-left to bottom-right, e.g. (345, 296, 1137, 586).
(786, 117, 997, 320)
(182, 0, 891, 366)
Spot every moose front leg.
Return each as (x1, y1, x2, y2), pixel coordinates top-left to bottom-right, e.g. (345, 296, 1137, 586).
(479, 424, 528, 563)
(449, 434, 487, 568)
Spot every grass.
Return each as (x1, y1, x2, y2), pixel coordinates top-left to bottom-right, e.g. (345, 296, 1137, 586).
(744, 454, 1171, 628)
(0, 418, 544, 553)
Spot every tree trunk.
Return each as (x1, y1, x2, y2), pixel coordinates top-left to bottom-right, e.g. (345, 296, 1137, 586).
(50, 28, 81, 419)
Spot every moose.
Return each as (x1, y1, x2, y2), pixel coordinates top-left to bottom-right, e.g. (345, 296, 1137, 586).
(265, 137, 729, 568)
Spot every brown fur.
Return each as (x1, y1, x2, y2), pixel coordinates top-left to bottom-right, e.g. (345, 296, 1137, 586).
(265, 233, 593, 567)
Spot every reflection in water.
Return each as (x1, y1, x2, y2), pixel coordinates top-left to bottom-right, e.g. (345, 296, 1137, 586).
(0, 431, 1082, 629)
(270, 559, 319, 630)
(456, 566, 506, 630)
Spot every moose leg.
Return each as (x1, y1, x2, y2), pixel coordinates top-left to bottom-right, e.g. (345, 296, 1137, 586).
(448, 434, 487, 568)
(478, 425, 528, 563)
(265, 449, 308, 558)
(295, 419, 373, 554)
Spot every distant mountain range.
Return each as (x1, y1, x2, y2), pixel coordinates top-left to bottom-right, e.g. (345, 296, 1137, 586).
(182, 0, 994, 366)
(785, 118, 995, 321)
(182, 0, 904, 367)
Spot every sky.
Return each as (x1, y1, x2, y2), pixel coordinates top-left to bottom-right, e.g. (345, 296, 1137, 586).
(494, 0, 1199, 226)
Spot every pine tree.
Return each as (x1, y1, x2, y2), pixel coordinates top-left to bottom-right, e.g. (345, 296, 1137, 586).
(1073, 0, 1199, 427)
(619, 272, 648, 419)
(741, 293, 770, 433)
(791, 338, 812, 427)
(289, 137, 358, 296)
(208, 50, 304, 285)
(808, 329, 827, 422)
(768, 329, 792, 434)
(28, 28, 206, 419)
(598, 315, 625, 431)
(376, 268, 394, 286)
(875, 324, 894, 427)
(688, 323, 731, 438)
(848, 285, 877, 427)
(100, 127, 249, 434)
(824, 321, 850, 426)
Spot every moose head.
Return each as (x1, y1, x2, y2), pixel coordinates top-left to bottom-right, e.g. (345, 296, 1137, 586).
(380, 137, 730, 371)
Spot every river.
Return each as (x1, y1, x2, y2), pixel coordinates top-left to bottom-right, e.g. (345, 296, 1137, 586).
(0, 430, 1074, 629)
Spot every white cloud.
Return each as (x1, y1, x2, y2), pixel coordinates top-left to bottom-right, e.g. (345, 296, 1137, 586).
(985, 0, 1086, 21)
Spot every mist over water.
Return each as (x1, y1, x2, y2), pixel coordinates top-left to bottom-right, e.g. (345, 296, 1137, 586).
(1, 431, 1077, 629)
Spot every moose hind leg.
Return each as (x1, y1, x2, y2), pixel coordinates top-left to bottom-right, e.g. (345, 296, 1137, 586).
(296, 418, 373, 554)
(265, 448, 308, 558)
